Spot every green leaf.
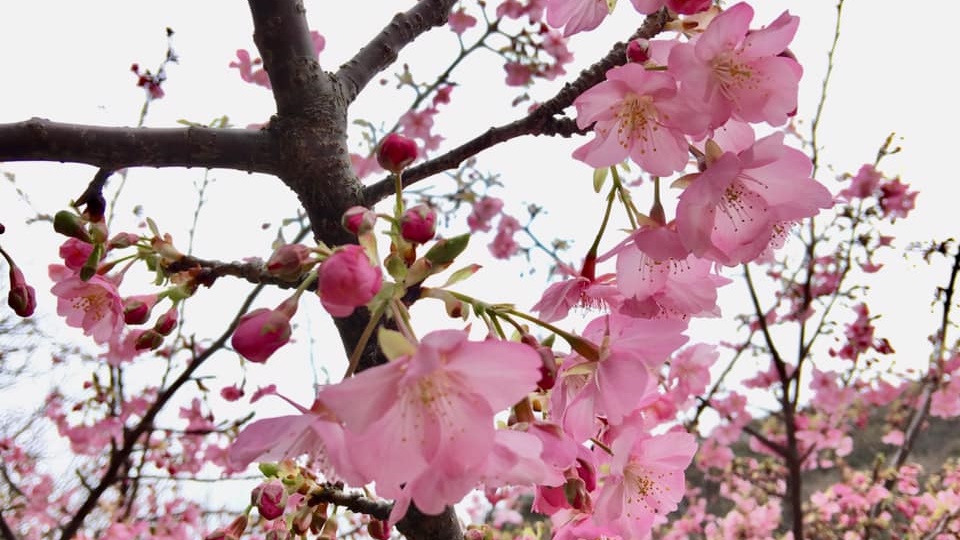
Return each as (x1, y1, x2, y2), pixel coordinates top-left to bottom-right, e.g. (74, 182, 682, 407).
(378, 327, 416, 361)
(440, 264, 482, 288)
(593, 168, 608, 193)
(425, 233, 470, 266)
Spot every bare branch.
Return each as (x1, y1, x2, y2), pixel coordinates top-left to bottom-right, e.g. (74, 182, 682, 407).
(307, 484, 391, 521)
(247, 0, 332, 118)
(57, 283, 270, 540)
(362, 8, 670, 206)
(0, 118, 278, 174)
(336, 0, 458, 104)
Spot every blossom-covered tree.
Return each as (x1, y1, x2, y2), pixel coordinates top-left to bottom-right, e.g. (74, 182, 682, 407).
(0, 1, 955, 539)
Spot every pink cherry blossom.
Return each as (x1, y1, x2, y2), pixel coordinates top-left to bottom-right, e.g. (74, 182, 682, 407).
(229, 398, 357, 483)
(839, 163, 882, 201)
(58, 238, 95, 270)
(531, 263, 619, 322)
(611, 225, 731, 319)
(317, 245, 382, 317)
(572, 65, 706, 175)
(593, 429, 697, 538)
(489, 215, 521, 259)
(51, 273, 124, 344)
(545, 0, 609, 37)
(448, 8, 477, 34)
(467, 197, 504, 232)
(879, 177, 918, 220)
(552, 314, 688, 441)
(317, 330, 541, 515)
(668, 2, 801, 127)
(630, 0, 711, 15)
(676, 133, 833, 266)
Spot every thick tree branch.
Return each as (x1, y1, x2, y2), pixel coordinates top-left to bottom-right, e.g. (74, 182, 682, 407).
(362, 8, 671, 206)
(0, 118, 278, 173)
(335, 0, 458, 104)
(247, 0, 334, 118)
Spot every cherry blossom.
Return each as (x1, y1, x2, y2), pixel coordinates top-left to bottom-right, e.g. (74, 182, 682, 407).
(668, 2, 802, 128)
(676, 133, 833, 266)
(317, 330, 541, 516)
(572, 65, 707, 175)
(50, 272, 124, 344)
(593, 429, 697, 538)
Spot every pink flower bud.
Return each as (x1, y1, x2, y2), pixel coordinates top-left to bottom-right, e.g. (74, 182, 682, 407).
(626, 38, 650, 64)
(376, 133, 418, 173)
(7, 265, 36, 318)
(341, 206, 377, 236)
(59, 238, 95, 270)
(230, 300, 296, 363)
(317, 245, 382, 317)
(108, 232, 141, 250)
(400, 204, 437, 244)
(220, 385, 244, 402)
(266, 243, 312, 281)
(368, 520, 390, 540)
(204, 515, 247, 540)
(123, 294, 158, 325)
(154, 306, 179, 335)
(251, 480, 287, 521)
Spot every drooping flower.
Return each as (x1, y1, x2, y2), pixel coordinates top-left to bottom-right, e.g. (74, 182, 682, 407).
(676, 133, 833, 266)
(6, 263, 36, 318)
(668, 2, 802, 128)
(611, 225, 731, 319)
(316, 245, 382, 317)
(318, 330, 541, 516)
(51, 273, 124, 344)
(572, 65, 707, 175)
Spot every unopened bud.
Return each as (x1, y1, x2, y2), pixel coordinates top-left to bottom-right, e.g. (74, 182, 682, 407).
(266, 243, 312, 281)
(626, 38, 650, 63)
(53, 211, 92, 243)
(341, 206, 377, 236)
(400, 204, 437, 244)
(252, 480, 287, 521)
(135, 329, 165, 351)
(376, 133, 418, 173)
(7, 265, 36, 318)
(123, 295, 158, 325)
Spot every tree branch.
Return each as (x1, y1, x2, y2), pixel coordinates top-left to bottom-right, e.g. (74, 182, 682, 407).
(335, 0, 458, 104)
(247, 0, 332, 118)
(307, 484, 391, 521)
(0, 118, 279, 173)
(57, 284, 269, 540)
(361, 8, 671, 206)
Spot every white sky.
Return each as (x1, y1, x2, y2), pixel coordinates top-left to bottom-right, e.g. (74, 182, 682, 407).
(1, 0, 957, 486)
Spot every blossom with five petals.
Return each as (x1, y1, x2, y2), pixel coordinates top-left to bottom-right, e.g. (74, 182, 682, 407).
(317, 330, 541, 516)
(572, 65, 707, 175)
